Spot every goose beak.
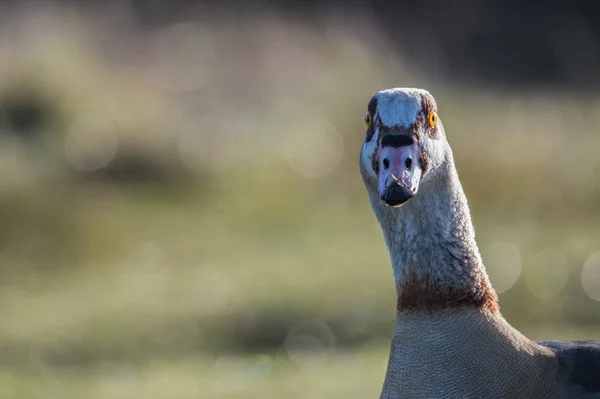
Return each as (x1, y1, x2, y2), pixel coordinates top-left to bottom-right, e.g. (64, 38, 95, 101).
(377, 135, 423, 207)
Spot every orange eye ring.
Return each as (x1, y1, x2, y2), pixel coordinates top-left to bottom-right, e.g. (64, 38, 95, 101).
(428, 111, 437, 128)
(365, 112, 373, 128)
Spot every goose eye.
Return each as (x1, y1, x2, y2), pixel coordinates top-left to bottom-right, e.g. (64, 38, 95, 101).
(428, 111, 437, 128)
(365, 112, 373, 128)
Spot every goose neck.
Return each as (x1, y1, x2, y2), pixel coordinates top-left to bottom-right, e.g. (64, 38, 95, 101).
(374, 159, 498, 313)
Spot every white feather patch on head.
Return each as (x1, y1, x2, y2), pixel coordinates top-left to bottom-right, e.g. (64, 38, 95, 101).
(375, 88, 426, 127)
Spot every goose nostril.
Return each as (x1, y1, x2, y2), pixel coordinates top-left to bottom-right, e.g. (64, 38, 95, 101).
(383, 158, 390, 169)
(405, 157, 412, 170)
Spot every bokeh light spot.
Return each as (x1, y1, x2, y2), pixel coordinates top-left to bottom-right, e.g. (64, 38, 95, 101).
(524, 248, 569, 300)
(64, 113, 118, 172)
(281, 319, 335, 369)
(581, 251, 600, 301)
(482, 241, 522, 293)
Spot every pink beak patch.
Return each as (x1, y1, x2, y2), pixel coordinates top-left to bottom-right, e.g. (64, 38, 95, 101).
(377, 135, 423, 207)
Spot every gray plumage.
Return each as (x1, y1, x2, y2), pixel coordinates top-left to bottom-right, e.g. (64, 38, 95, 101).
(359, 88, 600, 398)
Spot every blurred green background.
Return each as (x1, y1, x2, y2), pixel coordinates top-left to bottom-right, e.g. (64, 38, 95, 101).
(0, 1, 600, 398)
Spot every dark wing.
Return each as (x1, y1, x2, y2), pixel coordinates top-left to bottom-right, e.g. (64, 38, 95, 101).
(538, 340, 600, 393)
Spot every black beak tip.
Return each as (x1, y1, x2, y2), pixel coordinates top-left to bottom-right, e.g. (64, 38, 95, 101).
(380, 185, 413, 207)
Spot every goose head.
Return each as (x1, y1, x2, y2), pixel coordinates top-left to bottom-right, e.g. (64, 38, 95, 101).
(359, 88, 448, 207)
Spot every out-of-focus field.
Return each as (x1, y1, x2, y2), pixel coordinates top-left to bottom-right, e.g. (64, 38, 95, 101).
(0, 4, 600, 398)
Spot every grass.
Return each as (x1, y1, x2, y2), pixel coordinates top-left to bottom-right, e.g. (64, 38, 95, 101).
(0, 347, 388, 399)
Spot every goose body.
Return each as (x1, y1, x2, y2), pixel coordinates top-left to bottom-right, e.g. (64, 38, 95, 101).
(358, 88, 600, 398)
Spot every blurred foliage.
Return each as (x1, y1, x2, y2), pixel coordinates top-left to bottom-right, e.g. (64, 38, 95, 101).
(0, 1, 599, 398)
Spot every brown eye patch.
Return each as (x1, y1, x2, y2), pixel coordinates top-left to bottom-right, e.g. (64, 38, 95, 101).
(367, 95, 378, 115)
(365, 126, 375, 142)
(419, 93, 441, 139)
(364, 95, 378, 143)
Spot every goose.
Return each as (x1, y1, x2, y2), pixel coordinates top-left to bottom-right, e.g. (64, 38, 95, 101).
(359, 88, 600, 398)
